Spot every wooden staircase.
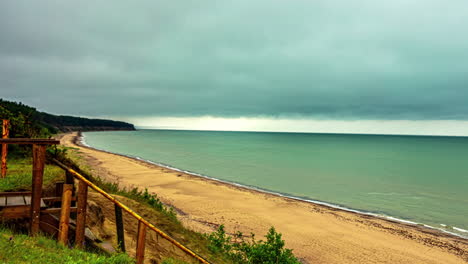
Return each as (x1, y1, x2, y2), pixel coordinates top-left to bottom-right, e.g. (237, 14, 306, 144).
(0, 187, 77, 239)
(0, 135, 211, 264)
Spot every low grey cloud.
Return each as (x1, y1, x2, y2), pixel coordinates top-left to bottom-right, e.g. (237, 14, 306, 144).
(1, 0, 468, 120)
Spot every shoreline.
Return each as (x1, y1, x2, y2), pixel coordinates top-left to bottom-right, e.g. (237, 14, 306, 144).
(63, 131, 468, 263)
(79, 131, 468, 240)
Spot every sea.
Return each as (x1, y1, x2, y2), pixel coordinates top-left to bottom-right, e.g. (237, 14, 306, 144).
(82, 129, 468, 238)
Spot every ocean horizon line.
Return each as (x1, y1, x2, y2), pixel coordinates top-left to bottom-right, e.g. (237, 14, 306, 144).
(133, 127, 468, 138)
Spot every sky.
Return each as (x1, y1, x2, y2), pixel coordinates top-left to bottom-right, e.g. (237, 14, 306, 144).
(1, 1, 468, 134)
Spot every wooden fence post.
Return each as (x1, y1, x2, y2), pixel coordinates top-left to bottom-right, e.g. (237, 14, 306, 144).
(65, 171, 74, 185)
(54, 181, 67, 208)
(1, 119, 9, 178)
(136, 220, 147, 264)
(75, 180, 88, 248)
(30, 144, 46, 235)
(58, 184, 73, 245)
(65, 171, 76, 218)
(115, 204, 126, 252)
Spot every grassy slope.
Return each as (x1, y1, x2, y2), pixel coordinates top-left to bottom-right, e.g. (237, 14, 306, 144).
(0, 157, 64, 192)
(0, 227, 133, 264)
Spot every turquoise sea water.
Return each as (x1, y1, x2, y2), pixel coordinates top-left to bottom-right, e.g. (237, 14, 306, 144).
(83, 130, 468, 237)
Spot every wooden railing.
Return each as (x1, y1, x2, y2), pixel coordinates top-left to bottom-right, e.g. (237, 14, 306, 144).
(52, 159, 211, 264)
(0, 133, 211, 263)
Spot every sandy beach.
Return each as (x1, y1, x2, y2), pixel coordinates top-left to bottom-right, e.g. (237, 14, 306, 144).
(61, 132, 468, 264)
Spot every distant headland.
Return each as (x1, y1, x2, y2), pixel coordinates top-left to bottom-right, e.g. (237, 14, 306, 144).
(0, 98, 135, 133)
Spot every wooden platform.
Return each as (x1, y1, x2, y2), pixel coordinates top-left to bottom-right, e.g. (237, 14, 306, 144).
(0, 193, 46, 219)
(0, 195, 46, 207)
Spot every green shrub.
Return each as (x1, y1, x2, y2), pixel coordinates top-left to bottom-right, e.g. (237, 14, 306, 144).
(208, 225, 300, 264)
(208, 225, 232, 254)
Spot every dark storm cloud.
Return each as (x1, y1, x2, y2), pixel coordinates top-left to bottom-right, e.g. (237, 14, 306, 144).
(1, 0, 468, 119)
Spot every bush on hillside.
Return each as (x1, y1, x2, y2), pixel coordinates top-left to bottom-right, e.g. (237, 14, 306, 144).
(208, 225, 301, 264)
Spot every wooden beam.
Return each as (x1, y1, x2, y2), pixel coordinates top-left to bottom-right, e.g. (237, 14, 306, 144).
(115, 204, 126, 252)
(66, 171, 76, 216)
(0, 205, 30, 219)
(58, 184, 73, 245)
(55, 182, 64, 208)
(0, 191, 32, 197)
(55, 182, 64, 196)
(0, 138, 59, 145)
(30, 144, 46, 235)
(75, 180, 88, 248)
(65, 171, 74, 184)
(1, 119, 9, 178)
(136, 220, 147, 264)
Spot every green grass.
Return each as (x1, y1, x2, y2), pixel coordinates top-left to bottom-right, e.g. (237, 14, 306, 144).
(0, 226, 134, 264)
(0, 157, 65, 192)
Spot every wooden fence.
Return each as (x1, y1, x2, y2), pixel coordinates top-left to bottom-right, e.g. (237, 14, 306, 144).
(52, 159, 211, 264)
(0, 133, 211, 264)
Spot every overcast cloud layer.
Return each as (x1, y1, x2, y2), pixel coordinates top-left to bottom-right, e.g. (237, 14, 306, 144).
(1, 1, 468, 120)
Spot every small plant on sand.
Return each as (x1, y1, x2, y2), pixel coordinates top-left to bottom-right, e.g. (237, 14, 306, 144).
(208, 225, 300, 264)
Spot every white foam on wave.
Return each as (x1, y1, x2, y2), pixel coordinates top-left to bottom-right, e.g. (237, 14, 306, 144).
(453, 227, 468, 233)
(78, 133, 90, 147)
(367, 192, 403, 196)
(80, 133, 468, 240)
(384, 216, 419, 225)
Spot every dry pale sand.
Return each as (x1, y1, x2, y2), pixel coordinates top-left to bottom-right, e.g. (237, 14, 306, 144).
(61, 132, 468, 264)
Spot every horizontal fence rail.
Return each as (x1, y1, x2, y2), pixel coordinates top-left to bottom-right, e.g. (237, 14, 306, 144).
(52, 158, 211, 264)
(0, 138, 60, 145)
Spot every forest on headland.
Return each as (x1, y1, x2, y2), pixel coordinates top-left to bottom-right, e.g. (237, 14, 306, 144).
(0, 98, 135, 137)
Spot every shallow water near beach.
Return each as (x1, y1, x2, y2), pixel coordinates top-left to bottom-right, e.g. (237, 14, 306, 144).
(83, 130, 468, 237)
